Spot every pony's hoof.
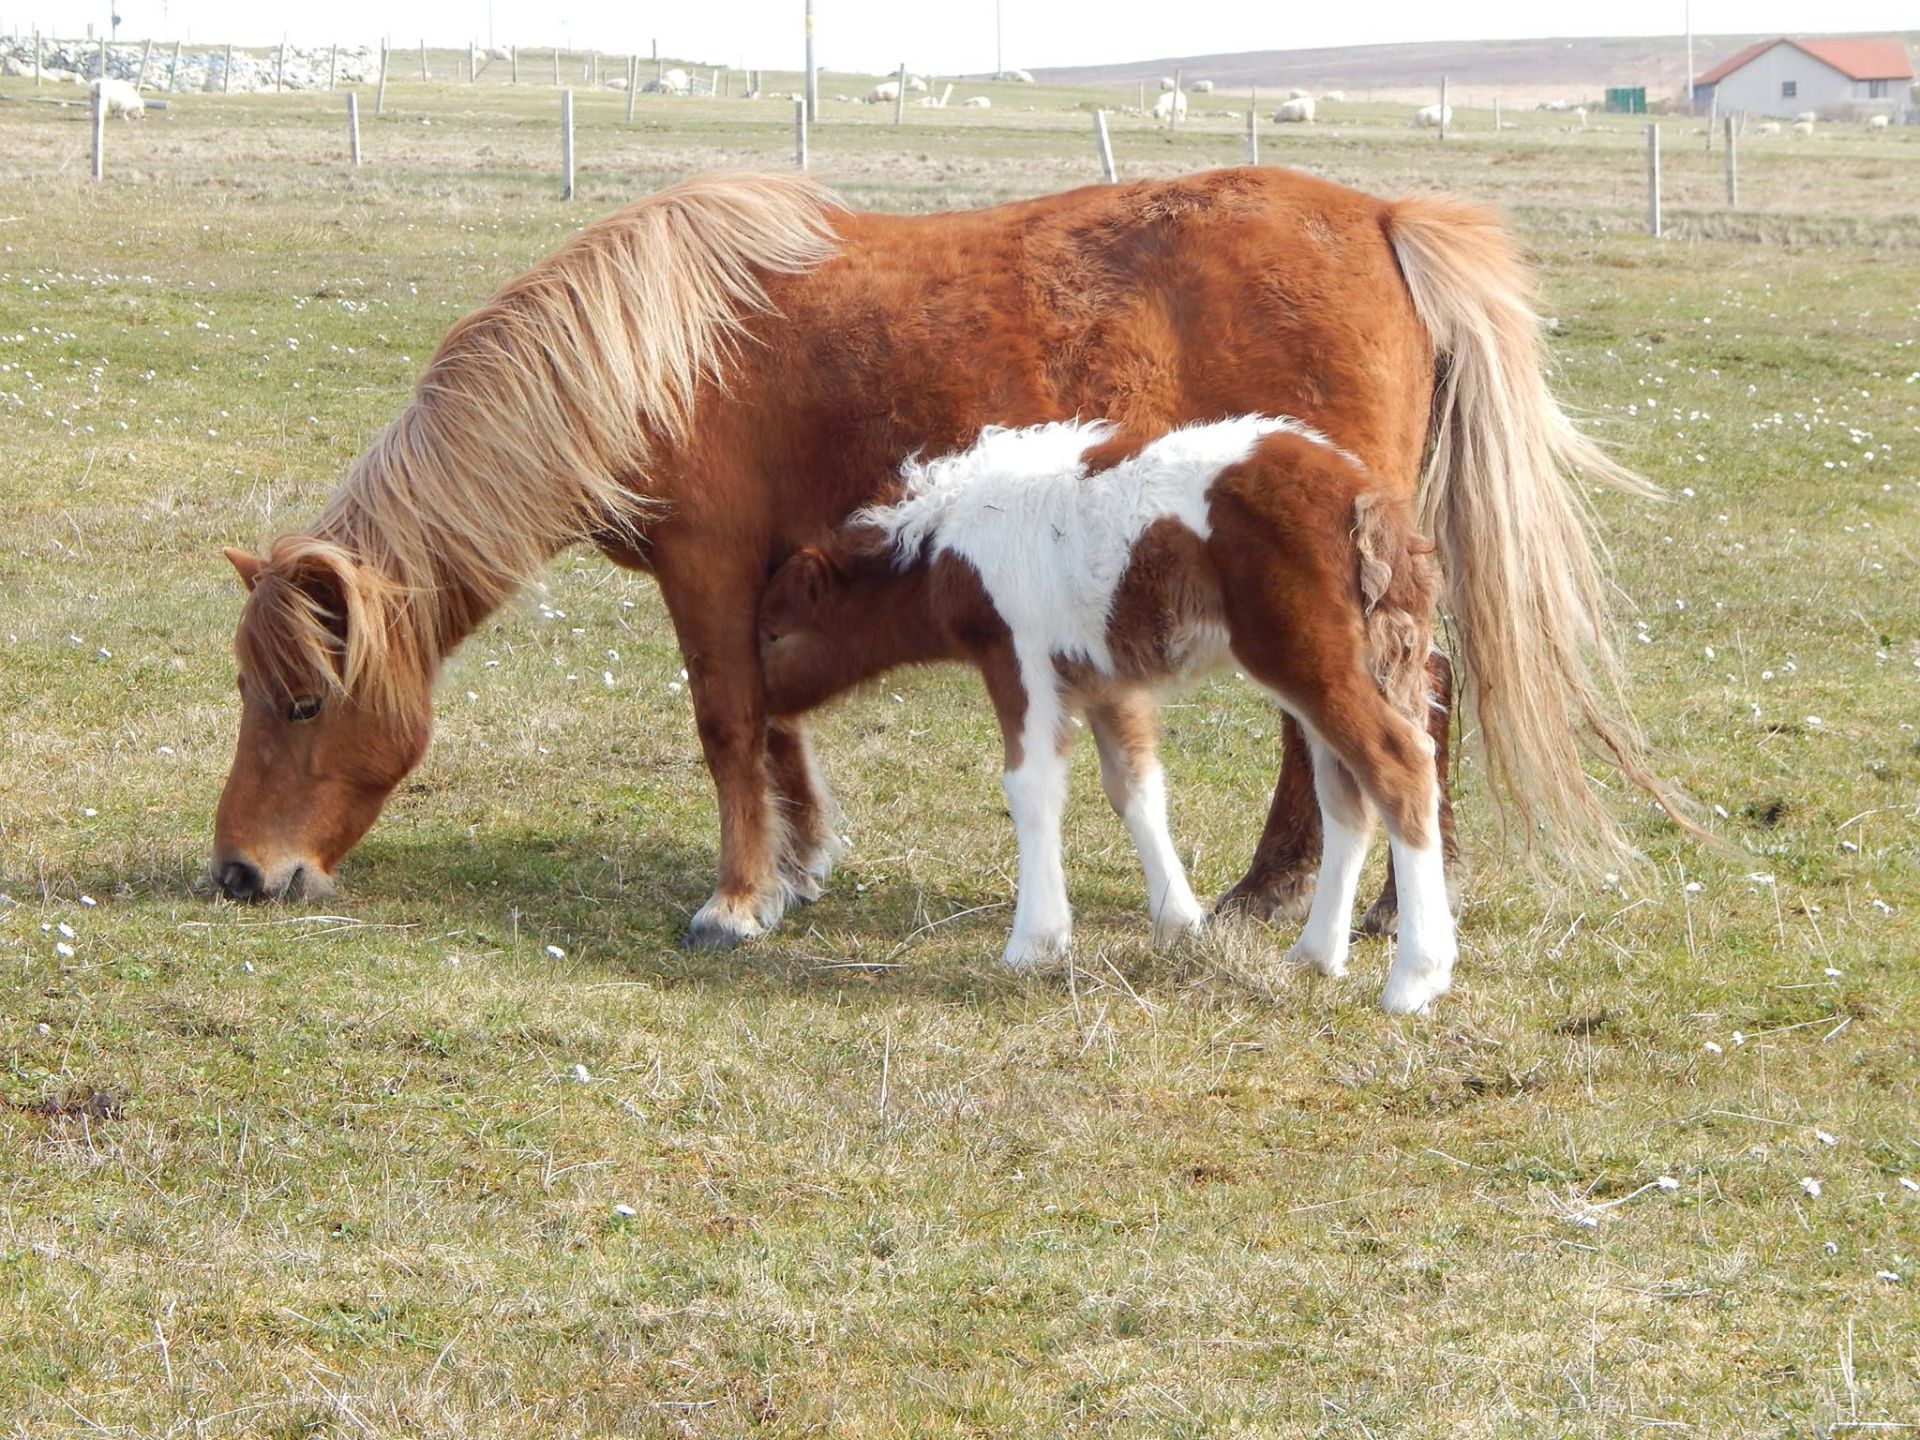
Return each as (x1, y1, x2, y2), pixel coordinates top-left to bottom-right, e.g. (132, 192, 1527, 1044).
(1215, 866, 1314, 925)
(684, 892, 779, 950)
(1152, 904, 1208, 950)
(1001, 933, 1070, 973)
(1285, 941, 1347, 979)
(1380, 964, 1452, 1016)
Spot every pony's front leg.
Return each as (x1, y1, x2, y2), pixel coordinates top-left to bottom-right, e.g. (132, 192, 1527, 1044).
(1285, 736, 1376, 980)
(767, 717, 846, 903)
(984, 654, 1073, 972)
(1088, 692, 1205, 948)
(656, 549, 792, 950)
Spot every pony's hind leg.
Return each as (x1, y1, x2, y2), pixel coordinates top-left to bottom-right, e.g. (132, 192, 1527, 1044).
(1088, 691, 1205, 948)
(1286, 738, 1375, 979)
(978, 646, 1075, 971)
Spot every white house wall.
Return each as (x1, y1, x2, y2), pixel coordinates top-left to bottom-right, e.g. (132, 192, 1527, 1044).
(1706, 44, 1895, 117)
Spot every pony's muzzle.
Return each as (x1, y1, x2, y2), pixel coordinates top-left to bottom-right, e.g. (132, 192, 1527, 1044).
(217, 859, 266, 901)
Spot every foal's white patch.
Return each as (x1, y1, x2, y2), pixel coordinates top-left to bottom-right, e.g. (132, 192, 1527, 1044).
(865, 416, 1345, 675)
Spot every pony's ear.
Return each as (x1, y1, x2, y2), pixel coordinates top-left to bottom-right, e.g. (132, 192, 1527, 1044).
(224, 547, 265, 592)
(793, 546, 834, 609)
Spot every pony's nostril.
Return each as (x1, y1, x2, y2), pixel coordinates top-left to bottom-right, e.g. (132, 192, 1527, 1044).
(219, 859, 265, 902)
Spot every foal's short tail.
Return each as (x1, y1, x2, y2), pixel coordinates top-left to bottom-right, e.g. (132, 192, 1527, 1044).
(1385, 196, 1695, 873)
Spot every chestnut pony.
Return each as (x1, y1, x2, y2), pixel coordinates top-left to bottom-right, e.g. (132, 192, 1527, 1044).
(758, 417, 1453, 1010)
(215, 168, 1668, 945)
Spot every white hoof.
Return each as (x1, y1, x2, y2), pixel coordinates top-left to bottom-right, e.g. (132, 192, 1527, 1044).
(685, 888, 786, 950)
(1380, 959, 1453, 1015)
(1286, 940, 1348, 978)
(1151, 902, 1208, 950)
(1001, 931, 1071, 973)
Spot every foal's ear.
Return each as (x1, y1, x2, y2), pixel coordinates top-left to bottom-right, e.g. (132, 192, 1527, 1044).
(223, 547, 265, 592)
(792, 546, 834, 609)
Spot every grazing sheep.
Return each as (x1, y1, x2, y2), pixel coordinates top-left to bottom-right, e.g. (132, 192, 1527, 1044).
(90, 76, 145, 119)
(1273, 96, 1315, 123)
(1322, 89, 1345, 102)
(1151, 89, 1188, 120)
(1867, 114, 1890, 130)
(1158, 75, 1176, 91)
(1538, 98, 1571, 111)
(1192, 79, 1215, 93)
(1412, 103, 1452, 128)
(907, 75, 929, 92)
(1792, 119, 1815, 136)
(866, 80, 900, 104)
(645, 67, 690, 95)
(1793, 110, 1817, 124)
(1006, 69, 1033, 84)
(1755, 121, 1781, 135)
(962, 95, 990, 108)
(1288, 86, 1311, 99)
(485, 46, 510, 62)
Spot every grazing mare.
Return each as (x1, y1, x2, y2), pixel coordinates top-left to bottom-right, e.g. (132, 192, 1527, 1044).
(758, 417, 1453, 1010)
(213, 169, 1669, 946)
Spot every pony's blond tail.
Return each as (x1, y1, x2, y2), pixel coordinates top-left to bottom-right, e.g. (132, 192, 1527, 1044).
(1385, 196, 1695, 874)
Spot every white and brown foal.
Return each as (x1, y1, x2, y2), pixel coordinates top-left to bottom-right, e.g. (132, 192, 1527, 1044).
(759, 417, 1455, 1013)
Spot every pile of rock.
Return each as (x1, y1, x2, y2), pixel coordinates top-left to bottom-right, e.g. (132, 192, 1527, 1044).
(0, 36, 380, 93)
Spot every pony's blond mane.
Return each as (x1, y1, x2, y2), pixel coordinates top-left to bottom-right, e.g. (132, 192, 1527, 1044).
(238, 172, 842, 712)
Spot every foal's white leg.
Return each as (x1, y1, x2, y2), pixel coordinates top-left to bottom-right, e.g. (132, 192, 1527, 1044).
(1285, 737, 1374, 979)
(1380, 779, 1458, 1015)
(1089, 699, 1205, 948)
(1000, 669, 1074, 972)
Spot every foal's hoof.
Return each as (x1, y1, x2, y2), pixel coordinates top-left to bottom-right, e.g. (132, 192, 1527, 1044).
(1379, 963, 1453, 1016)
(1285, 941, 1348, 979)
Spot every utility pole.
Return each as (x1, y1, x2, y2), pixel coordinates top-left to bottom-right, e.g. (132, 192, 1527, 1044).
(803, 0, 817, 122)
(995, 0, 1002, 77)
(1684, 0, 1695, 115)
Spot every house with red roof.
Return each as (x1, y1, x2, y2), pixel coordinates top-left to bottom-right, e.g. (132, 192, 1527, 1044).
(1692, 35, 1914, 118)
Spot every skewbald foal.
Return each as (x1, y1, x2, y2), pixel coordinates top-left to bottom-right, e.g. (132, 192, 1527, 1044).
(759, 417, 1453, 1013)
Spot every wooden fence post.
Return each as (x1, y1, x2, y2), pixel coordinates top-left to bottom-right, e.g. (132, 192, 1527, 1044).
(1246, 91, 1257, 164)
(1646, 123, 1661, 237)
(1493, 96, 1500, 131)
(1724, 114, 1738, 207)
(510, 46, 518, 83)
(169, 38, 181, 92)
(1704, 93, 1716, 150)
(1093, 108, 1116, 181)
(32, 29, 39, 87)
(723, 69, 730, 98)
(135, 37, 151, 89)
(894, 61, 906, 124)
(794, 97, 808, 170)
(803, 0, 817, 122)
(276, 37, 286, 93)
(1170, 67, 1181, 128)
(1438, 75, 1448, 139)
(95, 35, 105, 82)
(222, 41, 232, 92)
(91, 83, 105, 181)
(376, 41, 388, 113)
(329, 42, 338, 91)
(346, 91, 361, 164)
(560, 89, 574, 199)
(419, 38, 428, 82)
(468, 42, 476, 83)
(626, 56, 637, 122)
(551, 47, 559, 85)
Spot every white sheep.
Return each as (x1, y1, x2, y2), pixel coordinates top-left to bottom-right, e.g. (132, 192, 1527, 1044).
(1412, 103, 1452, 128)
(1288, 86, 1311, 99)
(866, 80, 900, 104)
(1005, 69, 1033, 84)
(1192, 79, 1215, 93)
(1792, 119, 1815, 136)
(1273, 97, 1315, 123)
(907, 75, 929, 92)
(1322, 89, 1345, 102)
(1867, 114, 1890, 130)
(1755, 121, 1781, 135)
(962, 95, 991, 108)
(1151, 89, 1187, 120)
(1793, 110, 1817, 124)
(90, 76, 145, 119)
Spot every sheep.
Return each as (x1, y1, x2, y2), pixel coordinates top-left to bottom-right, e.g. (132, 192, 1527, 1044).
(1005, 69, 1033, 84)
(1791, 119, 1815, 136)
(866, 80, 900, 104)
(1192, 79, 1215, 93)
(1793, 110, 1818, 124)
(1412, 103, 1452, 128)
(1273, 97, 1315, 123)
(907, 75, 929, 92)
(1755, 121, 1781, 135)
(1151, 89, 1188, 120)
(90, 76, 145, 119)
(1288, 86, 1311, 99)
(1322, 89, 1345, 102)
(644, 67, 690, 95)
(485, 46, 510, 62)
(1867, 114, 1890, 130)
(1159, 75, 1177, 91)
(962, 95, 991, 108)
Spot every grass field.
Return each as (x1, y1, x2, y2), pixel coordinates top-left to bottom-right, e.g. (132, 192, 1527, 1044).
(2, 61, 1918, 1437)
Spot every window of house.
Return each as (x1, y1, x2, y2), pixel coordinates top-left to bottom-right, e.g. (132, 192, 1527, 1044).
(1869, 79, 1888, 98)
(1781, 81, 1797, 98)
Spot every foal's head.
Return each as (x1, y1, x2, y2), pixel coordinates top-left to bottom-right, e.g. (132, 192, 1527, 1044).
(213, 540, 433, 901)
(758, 529, 938, 715)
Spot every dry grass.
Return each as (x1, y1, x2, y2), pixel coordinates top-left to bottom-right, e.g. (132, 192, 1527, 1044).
(1, 65, 1917, 1438)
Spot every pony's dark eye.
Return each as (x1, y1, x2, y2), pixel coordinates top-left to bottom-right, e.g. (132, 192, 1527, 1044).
(287, 695, 323, 723)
